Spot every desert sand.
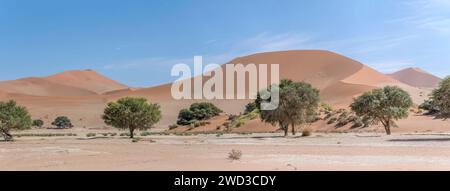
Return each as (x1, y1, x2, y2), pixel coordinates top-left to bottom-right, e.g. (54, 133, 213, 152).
(3, 131, 450, 171)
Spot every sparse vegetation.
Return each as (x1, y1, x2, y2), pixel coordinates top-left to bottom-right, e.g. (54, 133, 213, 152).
(302, 128, 312, 137)
(168, 124, 178, 130)
(256, 79, 320, 137)
(228, 149, 242, 160)
(32, 119, 44, 128)
(52, 116, 73, 129)
(429, 77, 450, 117)
(103, 97, 161, 138)
(177, 102, 222, 126)
(351, 86, 413, 135)
(0, 100, 32, 141)
(244, 102, 257, 114)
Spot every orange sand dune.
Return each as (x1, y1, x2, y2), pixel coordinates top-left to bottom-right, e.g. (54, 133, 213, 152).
(0, 50, 433, 130)
(388, 67, 441, 89)
(0, 77, 98, 97)
(46, 69, 129, 94)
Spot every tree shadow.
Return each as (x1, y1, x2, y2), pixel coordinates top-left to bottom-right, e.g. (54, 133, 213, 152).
(388, 138, 450, 142)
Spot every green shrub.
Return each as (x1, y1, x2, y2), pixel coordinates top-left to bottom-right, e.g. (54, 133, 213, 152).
(244, 102, 257, 114)
(86, 133, 96, 137)
(177, 102, 222, 125)
(168, 124, 178, 130)
(51, 116, 73, 129)
(32, 119, 44, 128)
(140, 131, 151, 136)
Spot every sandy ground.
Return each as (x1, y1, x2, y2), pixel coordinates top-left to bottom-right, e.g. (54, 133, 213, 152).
(3, 132, 450, 171)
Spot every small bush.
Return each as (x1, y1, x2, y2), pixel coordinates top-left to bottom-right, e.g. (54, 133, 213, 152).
(244, 102, 257, 114)
(168, 124, 178, 130)
(32, 119, 44, 128)
(86, 133, 96, 137)
(351, 117, 364, 128)
(101, 133, 108, 136)
(140, 131, 152, 136)
(110, 133, 117, 136)
(302, 129, 312, 137)
(327, 117, 337, 124)
(52, 116, 73, 129)
(228, 149, 242, 160)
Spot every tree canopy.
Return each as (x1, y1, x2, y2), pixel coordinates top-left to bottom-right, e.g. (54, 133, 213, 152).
(430, 76, 450, 117)
(52, 116, 73, 129)
(256, 79, 320, 136)
(103, 97, 161, 138)
(351, 86, 413, 135)
(0, 100, 32, 141)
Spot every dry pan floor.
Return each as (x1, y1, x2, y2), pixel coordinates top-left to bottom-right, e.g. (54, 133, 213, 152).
(2, 133, 450, 171)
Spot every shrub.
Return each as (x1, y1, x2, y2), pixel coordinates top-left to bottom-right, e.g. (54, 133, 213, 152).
(32, 119, 44, 128)
(52, 116, 73, 129)
(177, 102, 222, 125)
(103, 97, 161, 138)
(168, 124, 178, 130)
(320, 102, 334, 112)
(302, 128, 312, 137)
(86, 133, 96, 137)
(110, 133, 117, 136)
(140, 131, 152, 136)
(351, 117, 364, 128)
(244, 102, 257, 114)
(228, 149, 242, 160)
(419, 99, 439, 115)
(327, 117, 337, 124)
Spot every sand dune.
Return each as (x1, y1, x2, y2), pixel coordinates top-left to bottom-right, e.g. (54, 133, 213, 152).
(0, 77, 98, 97)
(388, 67, 441, 89)
(0, 50, 434, 129)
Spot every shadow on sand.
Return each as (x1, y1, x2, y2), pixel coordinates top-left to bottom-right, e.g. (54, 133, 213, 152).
(388, 138, 450, 142)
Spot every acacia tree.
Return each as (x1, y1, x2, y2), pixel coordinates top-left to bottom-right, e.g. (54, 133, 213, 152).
(351, 86, 413, 135)
(431, 76, 450, 117)
(102, 97, 161, 138)
(256, 79, 320, 137)
(0, 100, 32, 141)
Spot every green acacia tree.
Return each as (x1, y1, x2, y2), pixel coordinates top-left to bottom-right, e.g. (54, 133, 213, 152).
(351, 86, 413, 135)
(102, 97, 161, 138)
(256, 79, 320, 137)
(0, 100, 32, 141)
(431, 76, 450, 117)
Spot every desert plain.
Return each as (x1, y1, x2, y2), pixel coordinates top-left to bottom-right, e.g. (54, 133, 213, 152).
(1, 50, 449, 171)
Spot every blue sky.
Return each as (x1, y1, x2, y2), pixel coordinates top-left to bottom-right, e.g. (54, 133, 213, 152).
(1, 0, 450, 87)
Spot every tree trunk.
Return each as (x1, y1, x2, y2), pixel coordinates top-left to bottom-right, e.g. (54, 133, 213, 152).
(283, 125, 289, 137)
(291, 124, 296, 136)
(1, 130, 13, 141)
(129, 128, 134, 139)
(384, 121, 391, 135)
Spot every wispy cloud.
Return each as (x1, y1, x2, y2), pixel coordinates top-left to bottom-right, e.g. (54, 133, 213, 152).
(366, 59, 415, 73)
(386, 0, 450, 34)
